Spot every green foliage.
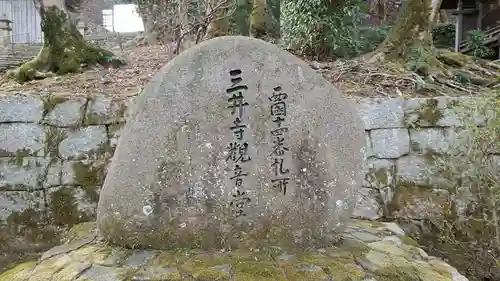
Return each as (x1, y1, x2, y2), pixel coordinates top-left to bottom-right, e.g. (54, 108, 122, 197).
(421, 91, 500, 280)
(465, 29, 495, 58)
(356, 25, 391, 54)
(432, 23, 455, 49)
(453, 70, 471, 85)
(281, 0, 364, 59)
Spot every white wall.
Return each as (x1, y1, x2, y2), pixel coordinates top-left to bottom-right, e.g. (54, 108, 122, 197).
(102, 4, 144, 32)
(0, 0, 43, 43)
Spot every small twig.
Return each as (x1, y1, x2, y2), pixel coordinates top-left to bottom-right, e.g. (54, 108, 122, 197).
(375, 86, 389, 96)
(334, 71, 345, 82)
(443, 79, 471, 93)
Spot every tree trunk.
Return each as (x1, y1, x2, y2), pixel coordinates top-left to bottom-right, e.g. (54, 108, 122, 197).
(368, 0, 444, 61)
(270, 0, 280, 39)
(142, 14, 159, 45)
(9, 0, 122, 82)
(204, 0, 231, 39)
(250, 0, 280, 40)
(249, 0, 268, 39)
(135, 0, 183, 45)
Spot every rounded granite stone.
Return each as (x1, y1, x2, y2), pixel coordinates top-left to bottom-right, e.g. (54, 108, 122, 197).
(96, 36, 366, 250)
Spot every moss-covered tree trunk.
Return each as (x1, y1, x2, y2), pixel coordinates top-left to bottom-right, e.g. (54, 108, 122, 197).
(8, 0, 122, 82)
(368, 0, 443, 62)
(249, 0, 268, 38)
(250, 0, 280, 40)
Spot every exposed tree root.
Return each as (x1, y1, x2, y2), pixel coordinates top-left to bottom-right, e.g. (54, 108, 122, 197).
(7, 43, 124, 83)
(6, 4, 125, 83)
(365, 47, 499, 89)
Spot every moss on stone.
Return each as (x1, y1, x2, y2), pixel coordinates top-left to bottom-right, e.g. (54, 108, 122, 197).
(415, 262, 453, 280)
(1, 227, 465, 281)
(1, 207, 60, 267)
(116, 100, 128, 119)
(107, 122, 125, 136)
(405, 98, 444, 128)
(365, 166, 393, 190)
(294, 253, 365, 281)
(84, 112, 103, 126)
(400, 236, 419, 247)
(285, 268, 329, 281)
(193, 267, 232, 280)
(159, 271, 183, 280)
(0, 148, 33, 164)
(0, 183, 33, 191)
(72, 161, 106, 203)
(48, 187, 82, 228)
(115, 268, 140, 281)
(0, 261, 36, 281)
(373, 168, 390, 186)
(65, 221, 96, 243)
(42, 94, 68, 118)
(420, 99, 442, 124)
(87, 142, 113, 160)
(375, 265, 422, 281)
(233, 261, 284, 280)
(44, 126, 67, 159)
(397, 180, 434, 191)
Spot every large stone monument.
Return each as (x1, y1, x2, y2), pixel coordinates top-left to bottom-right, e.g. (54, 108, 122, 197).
(97, 36, 366, 250)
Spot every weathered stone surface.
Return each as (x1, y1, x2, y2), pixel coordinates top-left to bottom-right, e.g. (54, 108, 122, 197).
(356, 97, 404, 129)
(0, 219, 468, 281)
(107, 123, 125, 149)
(84, 94, 132, 125)
(0, 157, 60, 190)
(403, 97, 469, 127)
(45, 186, 99, 222)
(0, 93, 43, 123)
(410, 128, 451, 153)
(42, 94, 87, 127)
(396, 156, 430, 184)
(371, 128, 410, 158)
(364, 133, 374, 157)
(59, 126, 109, 160)
(97, 36, 366, 249)
(0, 190, 45, 220)
(362, 158, 396, 189)
(353, 187, 381, 220)
(61, 159, 108, 187)
(45, 160, 62, 188)
(0, 124, 45, 157)
(390, 187, 448, 219)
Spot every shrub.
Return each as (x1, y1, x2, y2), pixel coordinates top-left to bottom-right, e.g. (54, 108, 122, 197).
(280, 0, 364, 59)
(415, 90, 500, 281)
(466, 29, 496, 58)
(356, 25, 391, 54)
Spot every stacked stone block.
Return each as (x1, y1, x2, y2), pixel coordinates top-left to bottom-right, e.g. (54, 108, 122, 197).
(0, 92, 496, 258)
(0, 92, 134, 257)
(354, 96, 497, 220)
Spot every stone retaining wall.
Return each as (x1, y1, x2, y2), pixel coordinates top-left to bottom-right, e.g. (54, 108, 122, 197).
(0, 92, 495, 267)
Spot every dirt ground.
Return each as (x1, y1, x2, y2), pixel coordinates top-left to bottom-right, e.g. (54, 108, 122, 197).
(0, 43, 499, 97)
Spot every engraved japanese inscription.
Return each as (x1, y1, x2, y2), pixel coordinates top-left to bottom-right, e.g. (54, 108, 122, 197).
(225, 69, 252, 217)
(269, 86, 290, 196)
